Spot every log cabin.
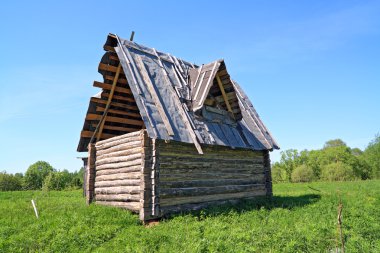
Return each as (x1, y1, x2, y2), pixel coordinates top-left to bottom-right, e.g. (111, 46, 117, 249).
(77, 33, 279, 221)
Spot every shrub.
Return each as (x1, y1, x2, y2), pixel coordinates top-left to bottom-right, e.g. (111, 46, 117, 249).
(42, 170, 72, 191)
(291, 165, 314, 182)
(321, 162, 355, 181)
(0, 171, 23, 191)
(24, 161, 55, 190)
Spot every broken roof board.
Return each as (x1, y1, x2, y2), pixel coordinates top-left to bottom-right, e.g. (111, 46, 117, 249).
(77, 34, 279, 152)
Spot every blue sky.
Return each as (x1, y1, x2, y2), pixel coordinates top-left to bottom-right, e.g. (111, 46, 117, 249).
(1, 1, 379, 173)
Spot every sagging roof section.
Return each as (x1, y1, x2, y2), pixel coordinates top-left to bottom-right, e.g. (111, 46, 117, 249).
(77, 33, 279, 152)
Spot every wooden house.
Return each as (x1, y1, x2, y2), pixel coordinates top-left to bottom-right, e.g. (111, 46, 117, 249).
(77, 34, 279, 221)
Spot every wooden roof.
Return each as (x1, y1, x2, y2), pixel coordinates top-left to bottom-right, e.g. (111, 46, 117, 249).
(77, 34, 279, 153)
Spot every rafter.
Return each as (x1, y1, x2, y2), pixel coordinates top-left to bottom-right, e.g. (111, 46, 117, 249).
(215, 73, 233, 116)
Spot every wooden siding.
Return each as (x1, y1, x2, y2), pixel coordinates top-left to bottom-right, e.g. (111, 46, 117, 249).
(93, 131, 144, 212)
(156, 140, 270, 216)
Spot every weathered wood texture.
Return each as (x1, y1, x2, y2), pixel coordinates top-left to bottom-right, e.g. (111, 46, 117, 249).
(93, 130, 144, 212)
(156, 140, 270, 215)
(263, 150, 273, 196)
(88, 130, 272, 221)
(85, 143, 96, 204)
(139, 131, 160, 221)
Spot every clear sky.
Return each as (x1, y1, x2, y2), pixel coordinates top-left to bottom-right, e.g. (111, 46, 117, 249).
(1, 1, 379, 174)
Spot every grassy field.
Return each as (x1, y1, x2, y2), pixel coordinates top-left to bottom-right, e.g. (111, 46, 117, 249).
(0, 181, 379, 252)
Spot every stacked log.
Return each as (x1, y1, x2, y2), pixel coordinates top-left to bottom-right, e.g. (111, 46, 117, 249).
(94, 130, 143, 212)
(157, 140, 268, 215)
(139, 132, 160, 221)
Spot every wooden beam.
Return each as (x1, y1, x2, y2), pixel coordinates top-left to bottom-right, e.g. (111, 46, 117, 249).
(91, 97, 138, 111)
(215, 73, 233, 114)
(109, 54, 119, 62)
(96, 64, 122, 141)
(90, 123, 141, 133)
(81, 130, 115, 139)
(104, 45, 115, 52)
(135, 54, 175, 136)
(104, 75, 127, 84)
(86, 113, 144, 127)
(93, 81, 132, 94)
(98, 63, 123, 74)
(96, 106, 141, 118)
(101, 92, 136, 103)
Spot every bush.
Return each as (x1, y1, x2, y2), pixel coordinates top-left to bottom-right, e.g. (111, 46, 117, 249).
(24, 161, 55, 190)
(43, 170, 73, 191)
(0, 171, 23, 191)
(291, 165, 314, 182)
(321, 162, 355, 181)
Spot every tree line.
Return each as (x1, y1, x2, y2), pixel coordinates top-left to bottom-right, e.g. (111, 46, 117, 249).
(272, 135, 380, 183)
(0, 161, 84, 191)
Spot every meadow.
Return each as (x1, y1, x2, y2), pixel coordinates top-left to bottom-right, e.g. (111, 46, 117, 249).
(0, 180, 379, 252)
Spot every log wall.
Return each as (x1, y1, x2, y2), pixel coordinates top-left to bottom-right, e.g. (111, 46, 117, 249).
(93, 130, 144, 212)
(86, 130, 273, 221)
(156, 140, 270, 216)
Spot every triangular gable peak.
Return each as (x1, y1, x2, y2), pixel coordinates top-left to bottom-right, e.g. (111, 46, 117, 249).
(189, 60, 242, 120)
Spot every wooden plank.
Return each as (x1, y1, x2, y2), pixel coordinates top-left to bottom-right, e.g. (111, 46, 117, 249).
(97, 147, 142, 160)
(91, 123, 140, 133)
(160, 184, 266, 198)
(159, 173, 263, 182)
(211, 123, 230, 146)
(160, 179, 265, 188)
(95, 166, 141, 176)
(96, 106, 140, 118)
(104, 75, 127, 84)
(91, 97, 138, 111)
(103, 45, 116, 52)
(154, 54, 203, 154)
(96, 130, 141, 145)
(196, 62, 220, 108)
(96, 139, 141, 153)
(95, 194, 140, 202)
(134, 54, 175, 137)
(95, 179, 140, 188)
(86, 113, 144, 127)
(216, 73, 233, 114)
(95, 153, 142, 166)
(96, 160, 142, 171)
(101, 92, 136, 103)
(81, 130, 115, 139)
(96, 172, 141, 181)
(220, 124, 239, 147)
(93, 64, 122, 143)
(109, 54, 119, 62)
(96, 201, 140, 212)
(93, 81, 132, 95)
(98, 63, 122, 73)
(160, 189, 266, 206)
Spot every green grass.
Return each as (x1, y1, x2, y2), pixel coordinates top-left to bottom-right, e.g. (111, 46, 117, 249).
(0, 181, 379, 252)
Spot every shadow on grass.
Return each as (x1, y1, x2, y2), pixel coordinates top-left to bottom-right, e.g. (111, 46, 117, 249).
(165, 194, 321, 220)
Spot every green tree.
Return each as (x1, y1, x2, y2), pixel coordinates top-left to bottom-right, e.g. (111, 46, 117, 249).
(351, 147, 363, 156)
(24, 161, 55, 190)
(70, 167, 84, 188)
(0, 171, 23, 191)
(279, 149, 300, 181)
(323, 139, 347, 149)
(291, 165, 314, 183)
(271, 162, 286, 183)
(321, 162, 355, 181)
(363, 134, 380, 179)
